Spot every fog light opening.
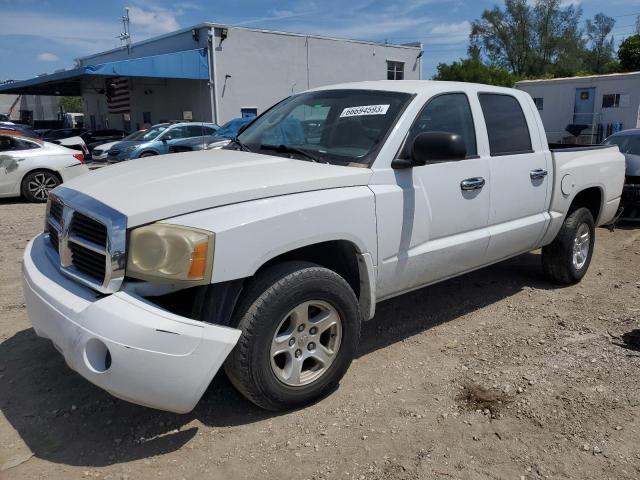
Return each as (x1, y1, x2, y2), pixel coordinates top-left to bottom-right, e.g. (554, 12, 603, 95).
(84, 338, 111, 373)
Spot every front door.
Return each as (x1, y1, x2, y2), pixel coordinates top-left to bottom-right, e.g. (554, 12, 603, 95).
(374, 93, 491, 298)
(574, 87, 596, 125)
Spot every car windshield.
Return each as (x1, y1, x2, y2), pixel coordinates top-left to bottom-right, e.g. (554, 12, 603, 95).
(140, 125, 168, 141)
(237, 89, 412, 165)
(124, 130, 147, 141)
(217, 119, 250, 139)
(605, 134, 640, 155)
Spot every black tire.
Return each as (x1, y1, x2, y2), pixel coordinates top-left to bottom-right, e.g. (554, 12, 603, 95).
(224, 261, 361, 411)
(21, 170, 60, 203)
(542, 207, 595, 284)
(139, 151, 157, 158)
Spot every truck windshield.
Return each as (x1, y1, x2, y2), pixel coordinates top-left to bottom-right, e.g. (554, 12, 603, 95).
(236, 89, 412, 166)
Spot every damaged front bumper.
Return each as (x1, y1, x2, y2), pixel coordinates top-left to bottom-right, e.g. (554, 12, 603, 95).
(22, 234, 241, 414)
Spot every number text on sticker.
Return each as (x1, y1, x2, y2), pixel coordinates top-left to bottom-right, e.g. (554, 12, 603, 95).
(340, 105, 390, 118)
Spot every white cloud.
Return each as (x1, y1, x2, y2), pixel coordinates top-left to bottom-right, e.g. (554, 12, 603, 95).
(430, 21, 471, 36)
(126, 5, 180, 35)
(37, 52, 59, 62)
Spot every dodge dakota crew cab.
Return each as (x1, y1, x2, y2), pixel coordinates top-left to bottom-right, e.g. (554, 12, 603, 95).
(23, 81, 625, 413)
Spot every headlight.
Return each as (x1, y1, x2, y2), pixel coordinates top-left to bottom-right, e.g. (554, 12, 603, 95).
(124, 145, 138, 153)
(127, 224, 214, 283)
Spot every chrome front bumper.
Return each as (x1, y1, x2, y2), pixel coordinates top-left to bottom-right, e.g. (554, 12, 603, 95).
(22, 234, 241, 413)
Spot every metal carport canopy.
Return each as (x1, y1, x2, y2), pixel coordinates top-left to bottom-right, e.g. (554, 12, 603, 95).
(0, 48, 209, 96)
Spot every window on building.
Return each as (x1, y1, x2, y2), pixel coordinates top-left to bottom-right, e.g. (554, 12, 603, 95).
(478, 93, 532, 156)
(241, 108, 258, 118)
(400, 93, 477, 159)
(602, 94, 621, 108)
(533, 97, 544, 110)
(142, 111, 152, 125)
(387, 61, 404, 80)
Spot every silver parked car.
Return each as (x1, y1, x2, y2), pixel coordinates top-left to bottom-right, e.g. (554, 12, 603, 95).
(603, 129, 640, 219)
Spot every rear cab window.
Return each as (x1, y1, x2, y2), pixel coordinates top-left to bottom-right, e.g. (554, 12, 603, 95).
(478, 93, 533, 156)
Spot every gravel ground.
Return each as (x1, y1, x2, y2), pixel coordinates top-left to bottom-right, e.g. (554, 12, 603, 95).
(1, 198, 639, 480)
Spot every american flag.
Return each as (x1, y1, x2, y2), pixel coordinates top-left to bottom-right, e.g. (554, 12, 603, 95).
(106, 77, 130, 114)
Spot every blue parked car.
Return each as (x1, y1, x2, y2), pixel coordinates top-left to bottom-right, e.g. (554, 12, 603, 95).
(168, 117, 256, 152)
(106, 122, 218, 161)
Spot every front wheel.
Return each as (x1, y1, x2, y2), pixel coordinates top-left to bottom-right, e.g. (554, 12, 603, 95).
(542, 207, 595, 284)
(224, 261, 361, 411)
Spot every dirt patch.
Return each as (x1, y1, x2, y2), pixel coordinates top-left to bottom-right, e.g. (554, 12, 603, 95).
(457, 383, 512, 415)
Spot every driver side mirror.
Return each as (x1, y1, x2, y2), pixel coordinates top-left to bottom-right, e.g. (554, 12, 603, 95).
(393, 131, 467, 168)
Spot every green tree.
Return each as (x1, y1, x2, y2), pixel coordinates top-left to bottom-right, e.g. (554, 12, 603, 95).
(432, 49, 520, 86)
(470, 0, 584, 77)
(59, 96, 82, 113)
(618, 34, 640, 71)
(585, 13, 616, 73)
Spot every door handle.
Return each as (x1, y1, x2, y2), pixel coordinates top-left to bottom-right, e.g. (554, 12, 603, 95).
(460, 177, 486, 191)
(530, 168, 548, 180)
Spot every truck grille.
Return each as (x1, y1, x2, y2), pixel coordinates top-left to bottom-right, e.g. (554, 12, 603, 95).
(69, 242, 106, 281)
(70, 212, 108, 247)
(50, 200, 64, 223)
(45, 189, 127, 294)
(48, 227, 59, 253)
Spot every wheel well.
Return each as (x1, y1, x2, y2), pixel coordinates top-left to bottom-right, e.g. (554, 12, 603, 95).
(569, 187, 602, 222)
(186, 240, 364, 327)
(139, 150, 157, 157)
(258, 240, 361, 298)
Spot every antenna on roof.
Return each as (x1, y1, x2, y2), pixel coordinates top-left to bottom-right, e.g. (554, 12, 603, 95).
(117, 7, 131, 52)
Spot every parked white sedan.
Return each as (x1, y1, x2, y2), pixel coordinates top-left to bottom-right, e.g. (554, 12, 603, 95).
(0, 134, 89, 202)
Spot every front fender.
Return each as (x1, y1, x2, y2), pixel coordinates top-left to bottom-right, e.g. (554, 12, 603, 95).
(162, 187, 378, 283)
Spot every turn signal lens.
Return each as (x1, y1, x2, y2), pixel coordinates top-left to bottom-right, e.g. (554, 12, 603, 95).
(127, 224, 214, 283)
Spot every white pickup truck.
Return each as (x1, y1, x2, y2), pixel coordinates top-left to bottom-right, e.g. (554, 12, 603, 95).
(23, 81, 625, 413)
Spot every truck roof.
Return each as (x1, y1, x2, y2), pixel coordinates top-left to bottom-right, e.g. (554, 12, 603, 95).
(308, 80, 522, 96)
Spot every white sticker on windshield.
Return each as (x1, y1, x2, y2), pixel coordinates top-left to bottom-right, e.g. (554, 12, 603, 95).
(340, 104, 390, 118)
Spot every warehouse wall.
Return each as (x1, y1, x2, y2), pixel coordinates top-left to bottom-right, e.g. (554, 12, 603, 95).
(81, 78, 211, 131)
(78, 26, 210, 66)
(516, 73, 640, 142)
(213, 27, 421, 123)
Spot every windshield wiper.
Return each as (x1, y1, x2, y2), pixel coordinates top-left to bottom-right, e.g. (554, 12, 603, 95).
(259, 144, 327, 163)
(230, 137, 252, 152)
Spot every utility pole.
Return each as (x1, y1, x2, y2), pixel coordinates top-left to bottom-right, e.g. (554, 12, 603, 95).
(118, 8, 131, 52)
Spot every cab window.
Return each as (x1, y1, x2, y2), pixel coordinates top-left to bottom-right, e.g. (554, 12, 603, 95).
(400, 93, 477, 159)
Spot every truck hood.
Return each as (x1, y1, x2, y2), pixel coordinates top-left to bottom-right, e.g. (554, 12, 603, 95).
(61, 149, 372, 226)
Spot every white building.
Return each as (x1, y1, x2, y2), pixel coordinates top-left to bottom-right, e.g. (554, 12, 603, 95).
(516, 71, 640, 144)
(0, 94, 60, 124)
(0, 24, 423, 131)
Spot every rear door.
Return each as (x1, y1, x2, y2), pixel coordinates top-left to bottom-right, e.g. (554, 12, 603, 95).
(479, 93, 550, 262)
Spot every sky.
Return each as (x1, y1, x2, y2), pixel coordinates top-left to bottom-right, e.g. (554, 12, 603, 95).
(1, 0, 640, 81)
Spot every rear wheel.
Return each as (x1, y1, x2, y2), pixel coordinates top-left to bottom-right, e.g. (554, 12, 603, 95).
(21, 170, 60, 203)
(542, 207, 595, 284)
(224, 261, 361, 411)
